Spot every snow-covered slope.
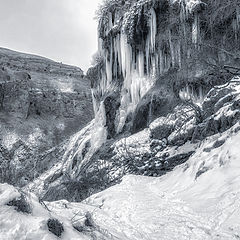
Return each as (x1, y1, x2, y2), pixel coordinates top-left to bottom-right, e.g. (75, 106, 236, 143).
(83, 123, 240, 240)
(1, 121, 240, 239)
(0, 184, 92, 240)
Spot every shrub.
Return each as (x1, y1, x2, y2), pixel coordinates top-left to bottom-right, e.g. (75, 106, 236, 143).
(6, 193, 32, 214)
(47, 218, 64, 237)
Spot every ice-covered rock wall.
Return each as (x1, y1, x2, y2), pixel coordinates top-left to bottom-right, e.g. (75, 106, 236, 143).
(92, 0, 205, 138)
(40, 0, 240, 189)
(91, 0, 240, 138)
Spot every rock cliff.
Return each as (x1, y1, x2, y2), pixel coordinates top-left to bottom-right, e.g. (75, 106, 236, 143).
(25, 0, 240, 201)
(0, 47, 93, 185)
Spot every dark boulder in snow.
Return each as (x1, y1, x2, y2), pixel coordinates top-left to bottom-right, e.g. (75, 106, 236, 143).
(47, 218, 64, 237)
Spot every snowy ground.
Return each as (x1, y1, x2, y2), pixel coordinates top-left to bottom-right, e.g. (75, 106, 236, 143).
(1, 122, 239, 239)
(84, 123, 240, 240)
(0, 184, 92, 240)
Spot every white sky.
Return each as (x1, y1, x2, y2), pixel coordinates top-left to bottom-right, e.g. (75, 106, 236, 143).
(0, 0, 102, 72)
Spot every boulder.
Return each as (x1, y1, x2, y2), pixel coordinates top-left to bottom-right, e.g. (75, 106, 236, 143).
(150, 104, 196, 144)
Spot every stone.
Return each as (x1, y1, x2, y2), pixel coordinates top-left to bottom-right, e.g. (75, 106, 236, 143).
(103, 91, 120, 139)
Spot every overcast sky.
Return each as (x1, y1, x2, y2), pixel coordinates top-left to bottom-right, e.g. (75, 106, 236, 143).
(0, 0, 102, 72)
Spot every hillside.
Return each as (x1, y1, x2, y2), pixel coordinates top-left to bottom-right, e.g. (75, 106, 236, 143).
(0, 47, 93, 186)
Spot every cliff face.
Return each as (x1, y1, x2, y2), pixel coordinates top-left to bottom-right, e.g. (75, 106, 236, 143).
(28, 0, 240, 201)
(0, 48, 93, 186)
(89, 0, 240, 136)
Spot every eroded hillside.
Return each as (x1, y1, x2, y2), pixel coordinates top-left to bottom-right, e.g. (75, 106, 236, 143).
(0, 48, 93, 186)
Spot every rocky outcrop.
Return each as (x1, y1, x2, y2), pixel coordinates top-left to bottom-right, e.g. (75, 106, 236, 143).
(149, 77, 240, 146)
(0, 48, 92, 120)
(149, 103, 196, 145)
(103, 91, 120, 139)
(192, 79, 240, 141)
(132, 84, 177, 133)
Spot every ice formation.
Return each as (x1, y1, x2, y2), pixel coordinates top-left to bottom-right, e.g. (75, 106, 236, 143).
(96, 8, 159, 134)
(92, 0, 207, 137)
(192, 13, 200, 45)
(179, 84, 205, 104)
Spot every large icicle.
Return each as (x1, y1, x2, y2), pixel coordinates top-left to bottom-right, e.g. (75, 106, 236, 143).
(169, 30, 176, 67)
(91, 101, 108, 151)
(150, 8, 157, 51)
(137, 51, 145, 78)
(192, 13, 199, 46)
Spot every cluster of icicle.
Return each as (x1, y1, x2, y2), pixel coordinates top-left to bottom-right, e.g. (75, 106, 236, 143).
(179, 84, 205, 105)
(62, 1, 204, 177)
(94, 8, 158, 135)
(232, 6, 240, 39)
(93, 0, 204, 134)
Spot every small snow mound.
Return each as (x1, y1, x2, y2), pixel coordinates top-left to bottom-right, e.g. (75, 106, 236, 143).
(0, 184, 91, 240)
(0, 183, 20, 205)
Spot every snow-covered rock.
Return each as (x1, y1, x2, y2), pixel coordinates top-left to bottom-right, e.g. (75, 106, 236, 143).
(0, 183, 92, 240)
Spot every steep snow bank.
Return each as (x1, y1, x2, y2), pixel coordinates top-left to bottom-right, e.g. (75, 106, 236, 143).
(84, 123, 240, 240)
